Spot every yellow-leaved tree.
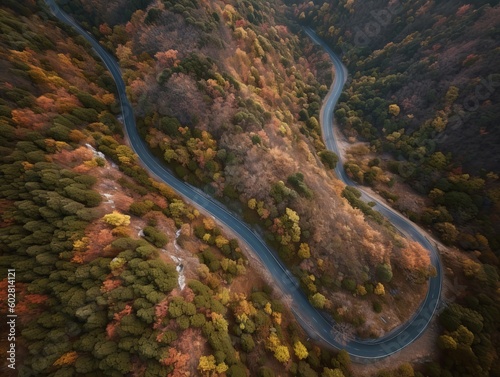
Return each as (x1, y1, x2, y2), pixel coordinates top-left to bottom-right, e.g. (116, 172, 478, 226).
(274, 345, 290, 364)
(388, 104, 400, 116)
(298, 243, 311, 259)
(103, 211, 130, 227)
(293, 341, 308, 360)
(374, 282, 385, 296)
(198, 355, 216, 373)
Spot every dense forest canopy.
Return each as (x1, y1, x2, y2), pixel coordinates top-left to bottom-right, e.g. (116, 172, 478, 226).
(286, 1, 500, 375)
(286, 0, 500, 260)
(289, 0, 500, 172)
(52, 0, 442, 342)
(0, 1, 353, 376)
(0, 0, 498, 376)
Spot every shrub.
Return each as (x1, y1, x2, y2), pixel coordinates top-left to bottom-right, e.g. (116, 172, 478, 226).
(143, 226, 168, 248)
(319, 150, 339, 169)
(373, 301, 382, 313)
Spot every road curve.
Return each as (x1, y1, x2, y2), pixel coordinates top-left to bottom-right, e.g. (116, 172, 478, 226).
(304, 25, 442, 347)
(44, 0, 442, 360)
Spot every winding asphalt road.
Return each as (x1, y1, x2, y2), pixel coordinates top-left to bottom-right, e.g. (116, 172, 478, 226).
(304, 25, 442, 348)
(45, 0, 442, 360)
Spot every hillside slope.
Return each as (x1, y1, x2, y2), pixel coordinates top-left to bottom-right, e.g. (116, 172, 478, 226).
(0, 1, 357, 375)
(286, 1, 500, 375)
(290, 0, 500, 259)
(292, 0, 500, 172)
(54, 0, 438, 336)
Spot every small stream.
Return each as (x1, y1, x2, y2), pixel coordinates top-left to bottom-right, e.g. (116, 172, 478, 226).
(138, 228, 185, 290)
(170, 229, 186, 290)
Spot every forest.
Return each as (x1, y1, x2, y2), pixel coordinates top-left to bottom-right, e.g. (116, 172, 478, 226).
(0, 1, 353, 376)
(0, 0, 498, 376)
(289, 0, 500, 256)
(286, 0, 500, 376)
(54, 0, 441, 344)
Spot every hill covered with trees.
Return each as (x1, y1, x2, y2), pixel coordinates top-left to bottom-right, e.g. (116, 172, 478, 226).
(1, 0, 498, 376)
(290, 0, 500, 258)
(287, 0, 500, 376)
(54, 0, 439, 339)
(0, 1, 356, 376)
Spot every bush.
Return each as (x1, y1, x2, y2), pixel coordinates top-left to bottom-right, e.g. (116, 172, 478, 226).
(287, 172, 313, 199)
(200, 250, 220, 272)
(319, 150, 338, 169)
(341, 278, 357, 292)
(310, 293, 326, 309)
(341, 187, 383, 224)
(103, 211, 131, 227)
(240, 333, 255, 352)
(143, 226, 168, 248)
(376, 263, 393, 283)
(158, 116, 181, 136)
(373, 301, 382, 313)
(258, 367, 276, 377)
(129, 200, 155, 216)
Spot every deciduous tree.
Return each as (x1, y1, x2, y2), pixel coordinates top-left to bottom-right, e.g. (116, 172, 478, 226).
(293, 341, 308, 360)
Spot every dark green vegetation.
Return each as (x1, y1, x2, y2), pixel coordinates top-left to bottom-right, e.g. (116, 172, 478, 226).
(0, 3, 173, 374)
(292, 0, 500, 259)
(289, 0, 500, 376)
